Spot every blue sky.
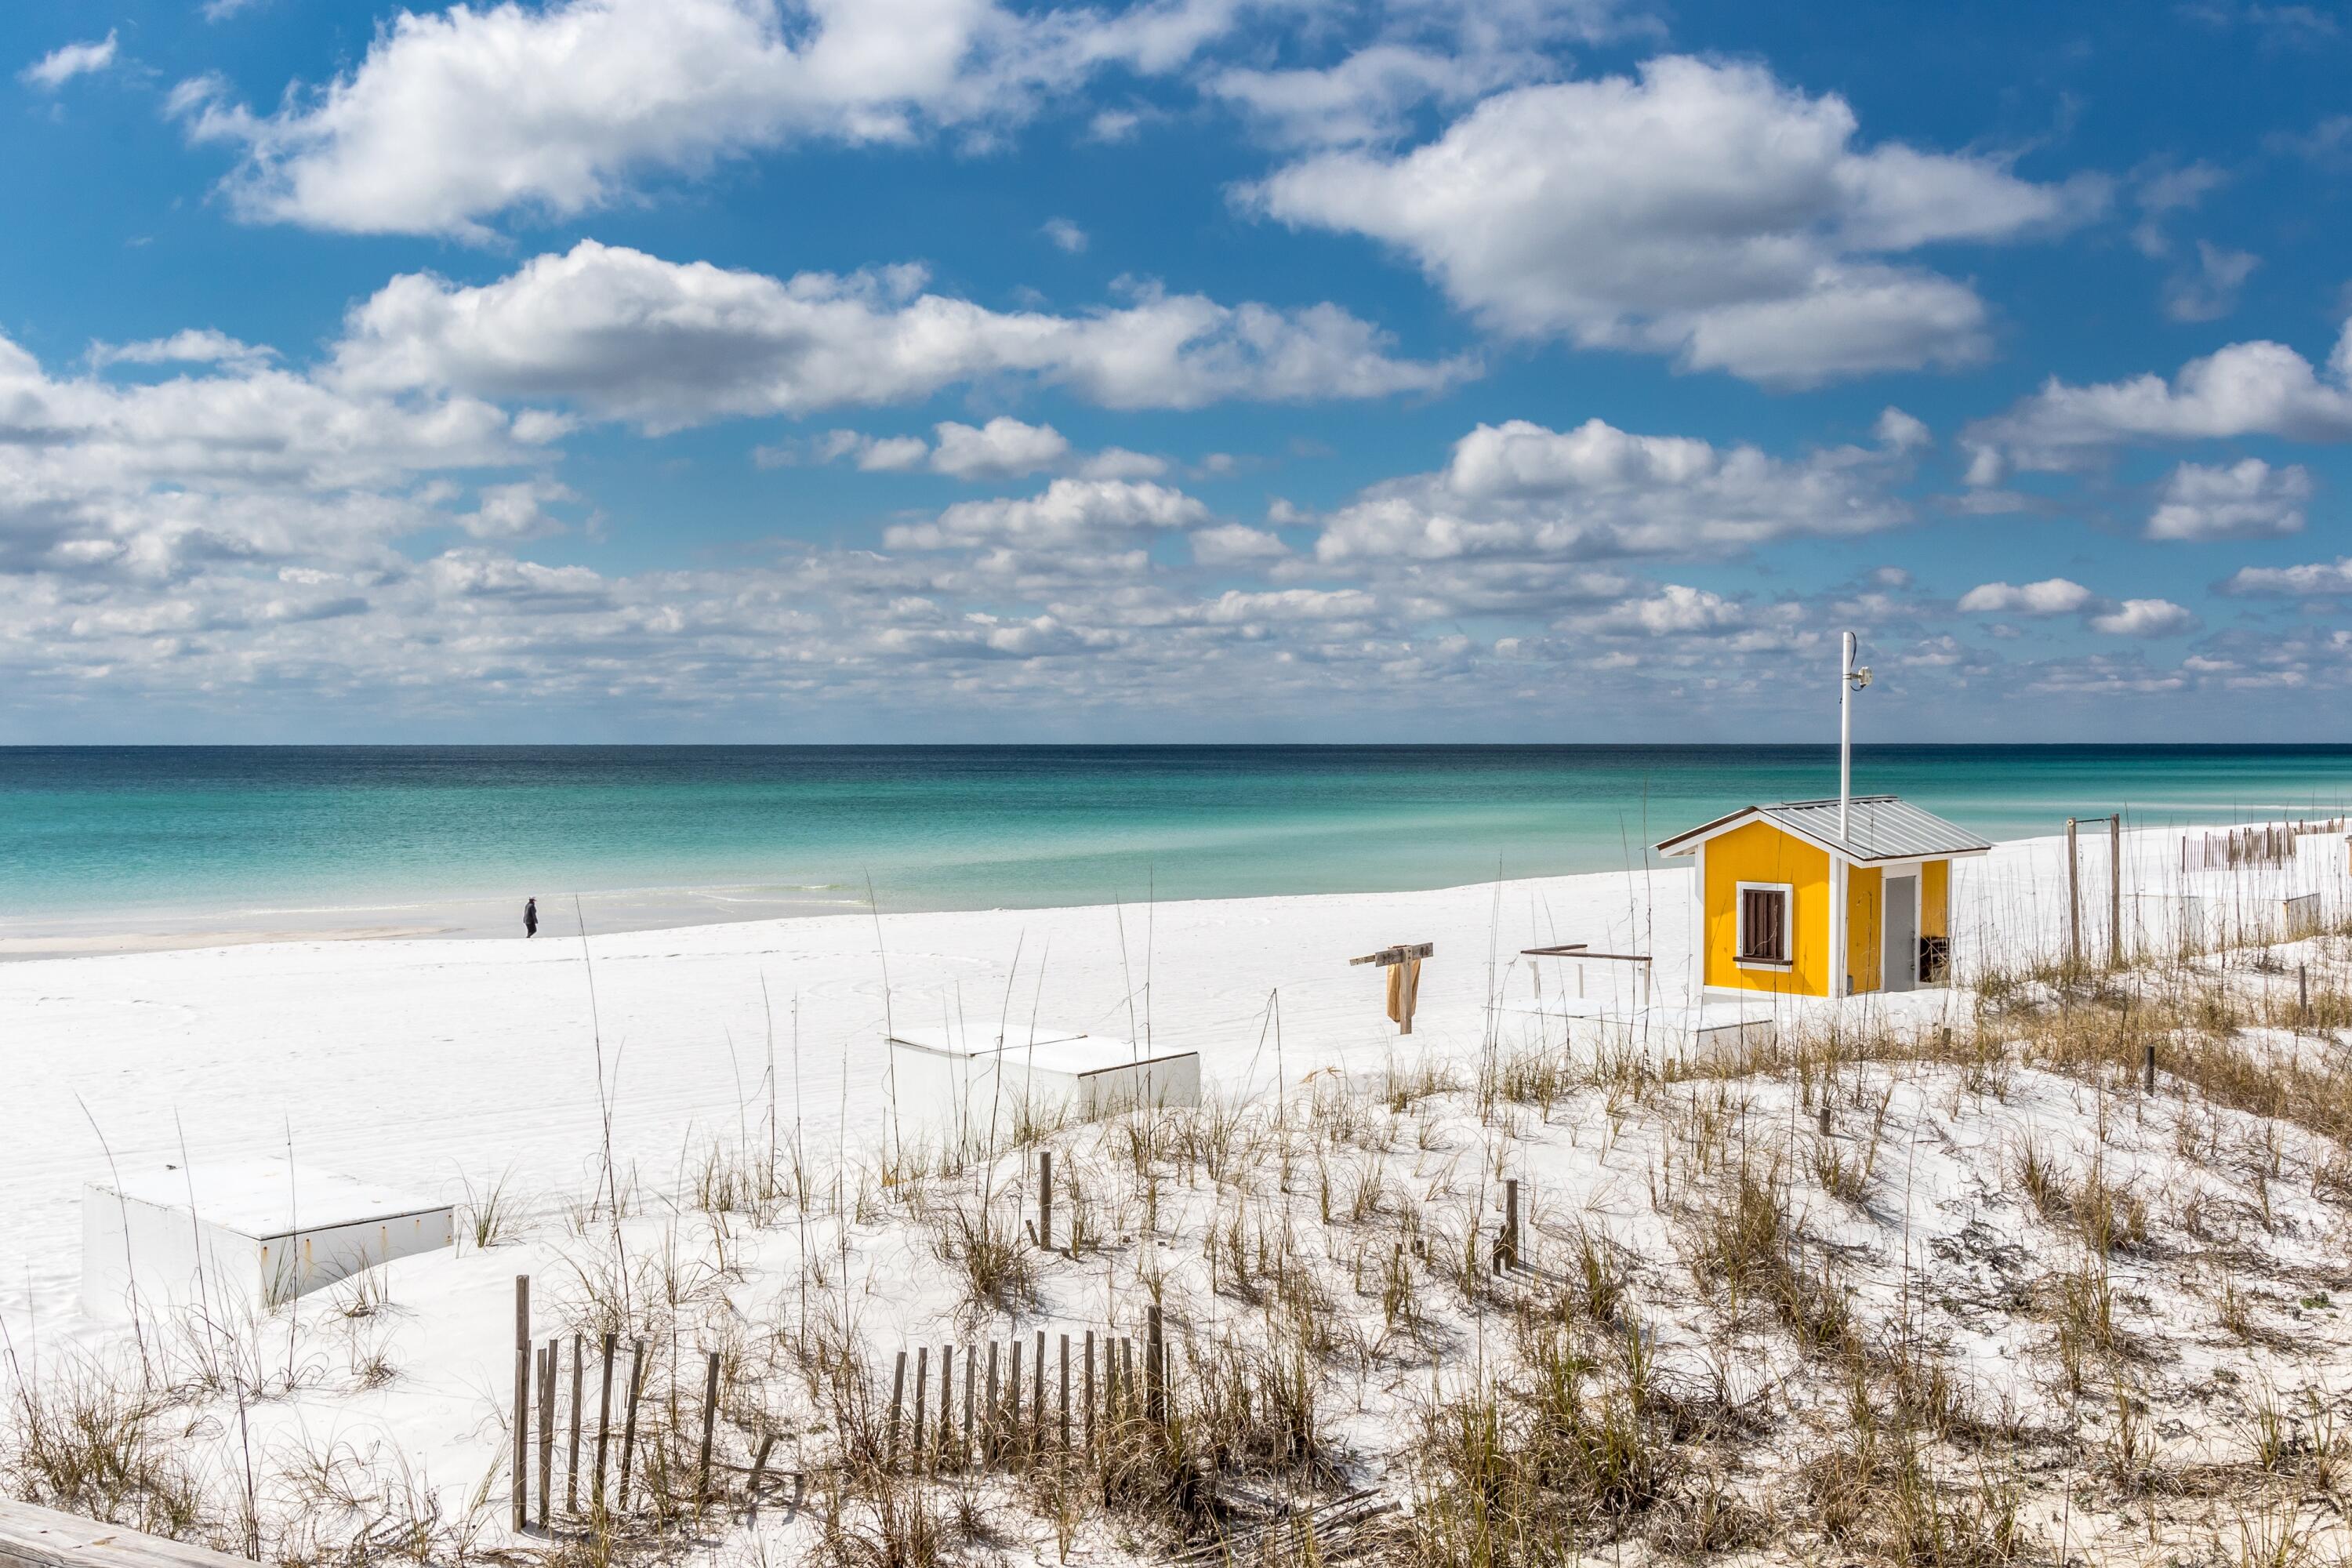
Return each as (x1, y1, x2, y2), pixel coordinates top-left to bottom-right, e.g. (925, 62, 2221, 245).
(5, 0, 2352, 742)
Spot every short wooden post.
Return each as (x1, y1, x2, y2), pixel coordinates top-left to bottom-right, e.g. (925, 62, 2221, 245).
(1145, 1306, 1164, 1426)
(912, 1348, 929, 1470)
(537, 1341, 555, 1528)
(1083, 1330, 1096, 1453)
(2300, 963, 2310, 1020)
(746, 1433, 775, 1508)
(938, 1345, 954, 1468)
(511, 1276, 530, 1532)
(617, 1338, 646, 1511)
(1059, 1333, 1071, 1454)
(566, 1334, 584, 1514)
(2144, 1042, 2157, 1094)
(888, 1350, 908, 1468)
(985, 1341, 1000, 1461)
(1039, 1151, 1053, 1253)
(2109, 814, 2123, 967)
(592, 1331, 617, 1508)
(1123, 1338, 1135, 1421)
(696, 1350, 720, 1509)
(1499, 1178, 1520, 1272)
(1031, 1330, 1045, 1457)
(2066, 818, 2082, 972)
(1817, 1096, 1831, 1137)
(1009, 1338, 1024, 1461)
(961, 1345, 975, 1465)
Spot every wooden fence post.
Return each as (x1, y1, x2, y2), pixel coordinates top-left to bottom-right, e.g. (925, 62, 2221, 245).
(938, 1345, 955, 1470)
(2109, 814, 2123, 967)
(912, 1348, 929, 1471)
(511, 1276, 530, 1532)
(985, 1342, 1000, 1461)
(1059, 1333, 1070, 1454)
(1032, 1330, 1045, 1458)
(566, 1334, 584, 1514)
(537, 1341, 555, 1528)
(1145, 1306, 1164, 1426)
(1500, 1178, 1520, 1272)
(1039, 1151, 1053, 1253)
(888, 1350, 908, 1469)
(697, 1350, 720, 1509)
(1083, 1330, 1096, 1454)
(962, 1345, 975, 1465)
(592, 1331, 617, 1509)
(2067, 818, 2082, 972)
(617, 1338, 646, 1511)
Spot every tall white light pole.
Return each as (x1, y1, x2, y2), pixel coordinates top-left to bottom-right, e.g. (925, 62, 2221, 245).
(1839, 631, 1870, 839)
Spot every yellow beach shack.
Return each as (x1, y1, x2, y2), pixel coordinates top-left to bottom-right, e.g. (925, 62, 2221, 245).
(1655, 795, 1992, 1000)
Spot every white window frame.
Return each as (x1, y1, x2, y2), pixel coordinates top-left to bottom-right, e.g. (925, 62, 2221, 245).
(1734, 880, 1795, 971)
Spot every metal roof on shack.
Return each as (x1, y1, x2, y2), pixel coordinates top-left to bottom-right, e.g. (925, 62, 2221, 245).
(1656, 795, 1993, 864)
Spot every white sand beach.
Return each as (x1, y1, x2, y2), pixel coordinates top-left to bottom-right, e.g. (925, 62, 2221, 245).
(5, 819, 2350, 1561)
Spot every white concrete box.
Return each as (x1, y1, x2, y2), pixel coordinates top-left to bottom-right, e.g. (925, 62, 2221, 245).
(887, 1022, 1202, 1158)
(82, 1160, 452, 1321)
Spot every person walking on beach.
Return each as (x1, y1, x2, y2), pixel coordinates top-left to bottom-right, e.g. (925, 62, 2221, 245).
(524, 898, 539, 938)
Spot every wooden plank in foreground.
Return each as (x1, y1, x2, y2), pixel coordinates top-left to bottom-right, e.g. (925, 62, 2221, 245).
(0, 1500, 250, 1568)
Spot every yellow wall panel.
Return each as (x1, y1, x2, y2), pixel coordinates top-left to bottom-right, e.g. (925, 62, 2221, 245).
(1701, 819, 1832, 996)
(1846, 864, 1882, 994)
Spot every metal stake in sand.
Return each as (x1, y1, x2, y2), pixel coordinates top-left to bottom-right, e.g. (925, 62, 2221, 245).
(511, 1275, 530, 1532)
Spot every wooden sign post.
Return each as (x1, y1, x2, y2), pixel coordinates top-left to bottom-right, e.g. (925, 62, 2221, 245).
(1350, 942, 1434, 1035)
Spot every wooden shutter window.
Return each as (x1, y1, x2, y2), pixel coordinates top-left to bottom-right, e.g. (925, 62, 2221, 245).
(1740, 887, 1788, 964)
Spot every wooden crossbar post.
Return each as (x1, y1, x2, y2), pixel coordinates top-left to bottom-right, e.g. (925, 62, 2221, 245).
(1349, 942, 1436, 1036)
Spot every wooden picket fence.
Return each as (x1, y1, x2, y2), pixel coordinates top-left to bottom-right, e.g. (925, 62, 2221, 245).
(880, 1305, 1166, 1475)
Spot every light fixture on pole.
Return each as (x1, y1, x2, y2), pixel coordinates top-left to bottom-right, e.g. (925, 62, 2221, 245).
(1839, 631, 1871, 840)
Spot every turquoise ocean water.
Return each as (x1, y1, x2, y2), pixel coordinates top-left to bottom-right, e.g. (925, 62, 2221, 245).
(5, 746, 2350, 944)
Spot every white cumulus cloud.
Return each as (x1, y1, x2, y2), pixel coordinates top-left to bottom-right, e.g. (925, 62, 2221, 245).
(1248, 56, 2093, 386)
(21, 31, 117, 89)
(170, 0, 1258, 238)
(2147, 458, 2310, 541)
(1957, 579, 2095, 615)
(331, 241, 1468, 428)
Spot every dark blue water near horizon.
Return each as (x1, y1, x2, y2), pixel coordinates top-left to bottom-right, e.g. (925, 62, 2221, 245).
(5, 744, 2350, 937)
